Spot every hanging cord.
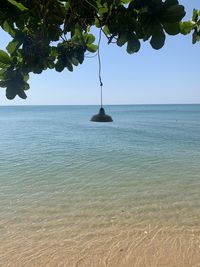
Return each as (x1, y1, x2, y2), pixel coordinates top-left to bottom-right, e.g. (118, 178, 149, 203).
(98, 29, 103, 108)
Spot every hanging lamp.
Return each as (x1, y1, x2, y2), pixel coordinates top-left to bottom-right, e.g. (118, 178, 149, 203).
(90, 29, 113, 122)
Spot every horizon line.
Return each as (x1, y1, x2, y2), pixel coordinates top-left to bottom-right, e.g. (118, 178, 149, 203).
(1, 103, 200, 107)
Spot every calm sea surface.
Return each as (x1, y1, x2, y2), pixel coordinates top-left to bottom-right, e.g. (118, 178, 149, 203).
(0, 105, 200, 265)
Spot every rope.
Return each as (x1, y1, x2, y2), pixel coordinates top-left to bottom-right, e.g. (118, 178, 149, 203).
(98, 29, 103, 108)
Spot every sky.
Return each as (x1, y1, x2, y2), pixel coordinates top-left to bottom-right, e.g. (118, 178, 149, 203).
(0, 0, 199, 105)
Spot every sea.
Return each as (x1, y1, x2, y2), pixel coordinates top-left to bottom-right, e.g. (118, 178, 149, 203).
(0, 104, 200, 266)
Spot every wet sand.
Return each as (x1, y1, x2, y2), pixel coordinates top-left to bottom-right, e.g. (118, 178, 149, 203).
(1, 226, 200, 267)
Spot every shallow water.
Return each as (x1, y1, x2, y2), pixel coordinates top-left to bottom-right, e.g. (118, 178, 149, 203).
(0, 105, 200, 266)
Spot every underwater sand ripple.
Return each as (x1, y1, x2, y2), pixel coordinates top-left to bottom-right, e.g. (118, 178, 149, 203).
(0, 226, 200, 267)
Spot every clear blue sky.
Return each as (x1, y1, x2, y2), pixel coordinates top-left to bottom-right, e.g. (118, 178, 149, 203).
(0, 0, 199, 105)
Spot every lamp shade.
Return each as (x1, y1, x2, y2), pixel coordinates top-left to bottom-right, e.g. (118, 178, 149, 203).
(90, 107, 113, 122)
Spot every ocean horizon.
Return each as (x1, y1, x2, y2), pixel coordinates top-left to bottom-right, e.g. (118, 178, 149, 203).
(0, 104, 200, 266)
(1, 103, 200, 106)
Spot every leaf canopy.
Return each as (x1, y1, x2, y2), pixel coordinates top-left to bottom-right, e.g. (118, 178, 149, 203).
(0, 0, 199, 99)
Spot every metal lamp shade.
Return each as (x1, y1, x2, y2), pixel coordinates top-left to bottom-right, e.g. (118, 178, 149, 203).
(90, 107, 113, 122)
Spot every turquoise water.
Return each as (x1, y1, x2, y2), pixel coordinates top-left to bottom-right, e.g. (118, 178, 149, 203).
(0, 105, 200, 265)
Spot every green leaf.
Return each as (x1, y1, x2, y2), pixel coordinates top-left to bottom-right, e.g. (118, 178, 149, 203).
(162, 5, 186, 23)
(66, 61, 73, 72)
(180, 21, 195, 35)
(0, 81, 7, 87)
(32, 66, 43, 74)
(47, 61, 55, 69)
(6, 40, 20, 54)
(98, 5, 109, 15)
(6, 0, 27, 11)
(74, 24, 85, 45)
(24, 82, 30, 90)
(17, 90, 27, 99)
(86, 44, 98, 53)
(163, 22, 180, 35)
(192, 29, 200, 44)
(85, 34, 95, 44)
(121, 0, 131, 3)
(117, 32, 127, 47)
(150, 24, 166, 50)
(94, 18, 101, 28)
(0, 62, 8, 68)
(164, 0, 178, 8)
(192, 9, 199, 22)
(23, 74, 29, 82)
(2, 21, 15, 37)
(77, 50, 84, 64)
(103, 26, 110, 35)
(0, 50, 11, 65)
(0, 69, 6, 79)
(71, 57, 79, 66)
(127, 35, 140, 54)
(55, 60, 64, 72)
(6, 87, 17, 100)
